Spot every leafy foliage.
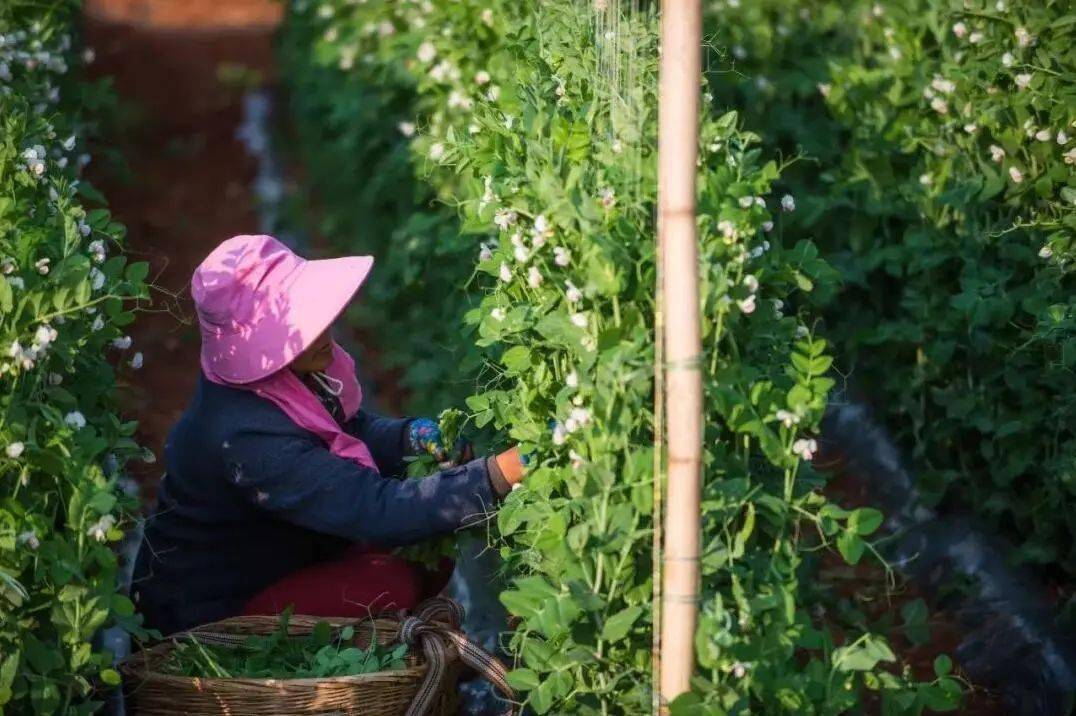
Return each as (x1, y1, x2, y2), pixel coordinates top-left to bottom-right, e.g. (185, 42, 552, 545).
(162, 608, 407, 679)
(704, 0, 1076, 576)
(0, 4, 151, 714)
(283, 0, 958, 712)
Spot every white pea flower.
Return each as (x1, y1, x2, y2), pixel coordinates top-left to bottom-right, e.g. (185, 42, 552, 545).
(533, 214, 551, 236)
(792, 438, 818, 461)
(780, 194, 795, 212)
(1001, 52, 1015, 67)
(775, 409, 800, 428)
(17, 531, 39, 550)
(570, 312, 588, 328)
(512, 242, 529, 264)
(600, 187, 616, 209)
(795, 325, 810, 339)
(1014, 27, 1032, 47)
(1008, 166, 1024, 183)
(479, 243, 493, 262)
(951, 22, 967, 39)
(1039, 245, 1053, 259)
(930, 97, 949, 114)
(89, 267, 105, 291)
(1065, 147, 1076, 165)
(969, 31, 983, 44)
(469, 123, 481, 135)
(566, 407, 592, 432)
(738, 195, 754, 209)
(87, 514, 115, 541)
(732, 45, 747, 60)
(498, 262, 512, 283)
(889, 46, 903, 60)
(88, 239, 106, 263)
(1057, 131, 1070, 145)
(732, 662, 748, 678)
(62, 134, 76, 151)
(737, 296, 757, 314)
(717, 220, 738, 242)
(317, 4, 333, 18)
(1014, 73, 1032, 90)
(552, 421, 567, 446)
(6, 442, 25, 458)
(490, 307, 506, 322)
(91, 314, 104, 331)
(611, 139, 623, 153)
(817, 82, 832, 98)
(417, 42, 436, 63)
(919, 173, 932, 186)
(755, 197, 766, 208)
(48, 372, 62, 385)
(553, 246, 571, 267)
(565, 280, 582, 304)
(743, 274, 759, 292)
(989, 144, 1006, 163)
(64, 411, 87, 429)
(761, 220, 774, 232)
(569, 449, 584, 469)
(493, 208, 517, 230)
(34, 324, 57, 349)
(995, 0, 1006, 9)
(129, 351, 144, 370)
(8, 340, 21, 358)
(481, 8, 494, 25)
(398, 121, 416, 137)
(112, 335, 132, 350)
(429, 60, 453, 82)
(963, 123, 977, 134)
(428, 142, 445, 161)
(377, 21, 394, 37)
(1, 257, 14, 274)
(1035, 129, 1051, 142)
(447, 90, 472, 110)
(503, 114, 514, 130)
(566, 370, 579, 389)
(527, 266, 543, 288)
(35, 258, 50, 275)
(474, 70, 491, 85)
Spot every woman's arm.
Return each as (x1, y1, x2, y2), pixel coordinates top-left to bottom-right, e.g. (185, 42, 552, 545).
(222, 428, 499, 545)
(344, 410, 410, 475)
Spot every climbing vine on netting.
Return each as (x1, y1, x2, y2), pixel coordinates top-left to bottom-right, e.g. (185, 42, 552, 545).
(284, 0, 960, 712)
(0, 4, 152, 714)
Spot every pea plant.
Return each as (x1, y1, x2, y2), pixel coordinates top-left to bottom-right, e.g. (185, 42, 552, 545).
(0, 5, 151, 714)
(704, 0, 1076, 578)
(285, 0, 956, 712)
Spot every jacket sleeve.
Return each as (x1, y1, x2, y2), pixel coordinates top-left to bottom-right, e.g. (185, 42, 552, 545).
(345, 410, 411, 476)
(222, 427, 496, 545)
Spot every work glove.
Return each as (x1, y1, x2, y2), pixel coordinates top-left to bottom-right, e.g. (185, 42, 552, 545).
(407, 417, 473, 466)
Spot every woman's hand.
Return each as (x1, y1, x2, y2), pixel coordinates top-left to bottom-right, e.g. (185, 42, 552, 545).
(407, 418, 473, 466)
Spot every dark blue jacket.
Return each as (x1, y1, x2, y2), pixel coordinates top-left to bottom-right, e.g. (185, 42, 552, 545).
(131, 375, 499, 635)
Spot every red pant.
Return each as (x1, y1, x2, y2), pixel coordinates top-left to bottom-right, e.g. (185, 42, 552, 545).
(242, 547, 453, 618)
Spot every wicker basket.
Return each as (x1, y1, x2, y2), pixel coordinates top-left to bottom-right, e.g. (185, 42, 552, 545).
(120, 605, 474, 716)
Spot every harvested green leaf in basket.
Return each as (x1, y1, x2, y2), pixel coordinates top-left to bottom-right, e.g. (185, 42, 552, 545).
(162, 607, 408, 679)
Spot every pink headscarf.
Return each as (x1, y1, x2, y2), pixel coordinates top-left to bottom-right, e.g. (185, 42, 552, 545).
(191, 235, 379, 472)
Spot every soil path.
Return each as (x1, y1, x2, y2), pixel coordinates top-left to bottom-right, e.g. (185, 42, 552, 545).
(83, 0, 283, 500)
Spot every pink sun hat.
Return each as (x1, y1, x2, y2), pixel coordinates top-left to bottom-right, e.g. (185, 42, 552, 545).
(192, 235, 373, 384)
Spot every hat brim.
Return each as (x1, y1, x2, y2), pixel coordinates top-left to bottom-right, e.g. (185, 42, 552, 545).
(201, 255, 374, 384)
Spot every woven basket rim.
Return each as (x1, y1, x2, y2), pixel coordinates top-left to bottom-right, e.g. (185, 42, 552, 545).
(119, 613, 452, 688)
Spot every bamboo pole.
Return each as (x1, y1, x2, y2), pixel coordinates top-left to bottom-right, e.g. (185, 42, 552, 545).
(657, 0, 702, 708)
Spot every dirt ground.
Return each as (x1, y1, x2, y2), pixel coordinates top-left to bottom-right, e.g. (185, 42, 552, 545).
(83, 0, 281, 500)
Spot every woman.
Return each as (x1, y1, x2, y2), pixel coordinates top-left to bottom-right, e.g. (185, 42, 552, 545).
(132, 235, 525, 635)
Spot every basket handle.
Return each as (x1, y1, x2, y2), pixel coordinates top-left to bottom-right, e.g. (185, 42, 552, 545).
(399, 597, 517, 716)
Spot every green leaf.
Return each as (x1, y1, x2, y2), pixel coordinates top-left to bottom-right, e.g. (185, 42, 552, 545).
(849, 508, 884, 536)
(600, 606, 642, 642)
(934, 654, 952, 678)
(837, 530, 865, 565)
(505, 668, 540, 691)
(100, 669, 121, 686)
